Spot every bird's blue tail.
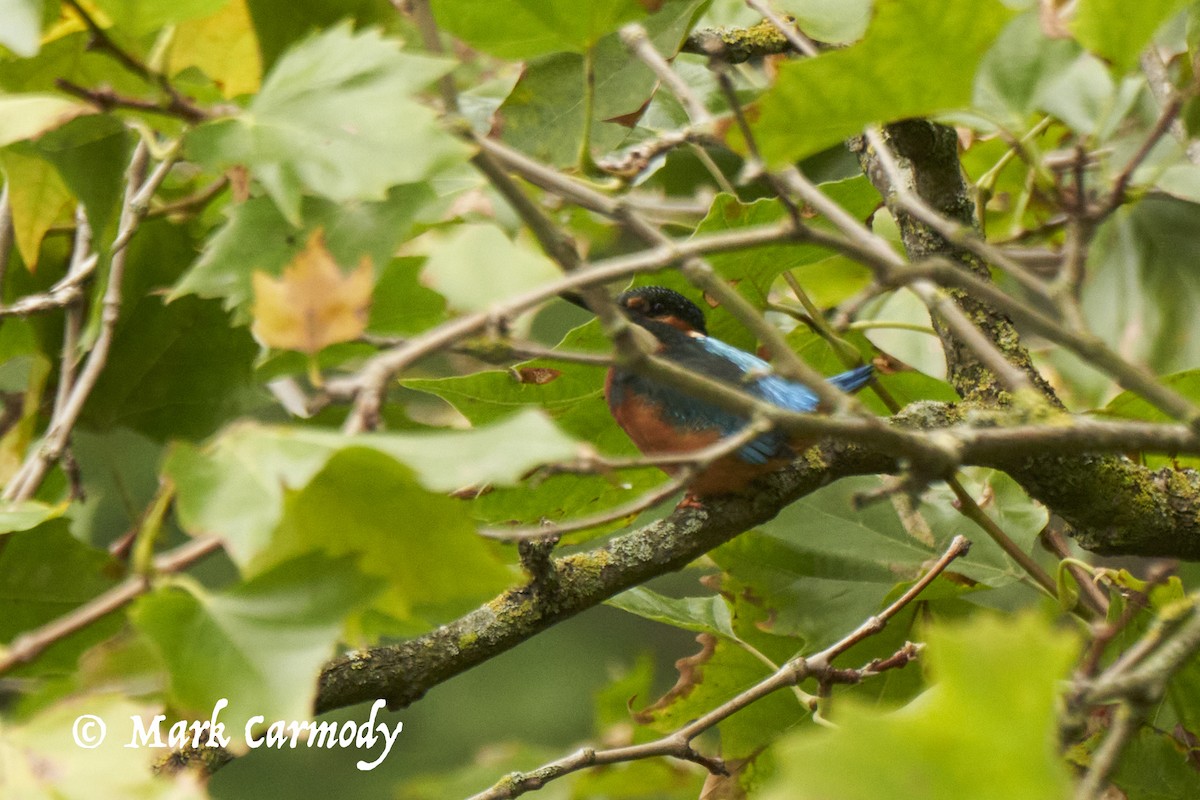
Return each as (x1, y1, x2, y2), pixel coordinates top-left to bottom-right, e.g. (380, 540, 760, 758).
(829, 364, 874, 393)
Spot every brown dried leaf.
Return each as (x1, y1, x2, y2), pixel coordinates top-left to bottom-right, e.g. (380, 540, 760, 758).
(515, 367, 562, 385)
(251, 229, 373, 354)
(632, 633, 717, 724)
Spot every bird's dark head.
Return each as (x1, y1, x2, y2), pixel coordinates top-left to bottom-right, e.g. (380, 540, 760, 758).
(616, 286, 708, 336)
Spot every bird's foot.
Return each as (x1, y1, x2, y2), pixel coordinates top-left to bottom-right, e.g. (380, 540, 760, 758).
(677, 493, 706, 510)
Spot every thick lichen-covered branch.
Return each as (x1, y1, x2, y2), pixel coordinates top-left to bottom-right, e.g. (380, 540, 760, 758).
(856, 119, 1200, 557)
(315, 441, 891, 713)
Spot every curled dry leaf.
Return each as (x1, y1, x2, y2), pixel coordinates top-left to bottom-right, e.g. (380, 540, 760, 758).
(251, 229, 373, 355)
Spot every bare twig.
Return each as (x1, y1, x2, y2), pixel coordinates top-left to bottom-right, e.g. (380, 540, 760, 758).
(4, 141, 175, 502)
(621, 23, 711, 125)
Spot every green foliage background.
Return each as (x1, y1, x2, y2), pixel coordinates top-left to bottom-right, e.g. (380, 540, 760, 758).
(2, 0, 1200, 798)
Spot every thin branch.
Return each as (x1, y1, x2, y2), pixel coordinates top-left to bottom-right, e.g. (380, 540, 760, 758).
(60, 0, 209, 123)
(332, 220, 803, 433)
(55, 79, 210, 124)
(621, 23, 710, 124)
(4, 141, 174, 502)
(467, 536, 969, 800)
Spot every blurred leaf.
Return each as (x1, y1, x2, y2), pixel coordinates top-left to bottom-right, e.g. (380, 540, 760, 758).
(1111, 727, 1200, 799)
(0, 522, 122, 676)
(34, 115, 133, 245)
(973, 11, 1082, 124)
(0, 145, 73, 270)
(166, 411, 580, 565)
(174, 186, 438, 318)
(131, 553, 382, 731)
(93, 0, 227, 36)
(251, 229, 373, 354)
(368, 256, 447, 335)
(431, 0, 647, 58)
(775, 0, 871, 44)
(1084, 198, 1200, 375)
(186, 24, 468, 222)
(1153, 163, 1200, 204)
(760, 613, 1079, 800)
(420, 224, 560, 312)
(0, 500, 63, 533)
(1071, 0, 1191, 73)
(243, 0, 396, 72)
(1036, 52, 1142, 139)
(755, 0, 1014, 165)
(0, 693, 207, 800)
(1099, 369, 1200, 422)
(169, 0, 263, 98)
(267, 448, 514, 631)
(0, 0, 42, 57)
(0, 94, 93, 147)
(80, 295, 259, 441)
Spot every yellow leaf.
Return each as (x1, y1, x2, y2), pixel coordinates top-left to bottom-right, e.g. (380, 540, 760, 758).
(0, 149, 73, 271)
(169, 0, 262, 98)
(251, 230, 373, 355)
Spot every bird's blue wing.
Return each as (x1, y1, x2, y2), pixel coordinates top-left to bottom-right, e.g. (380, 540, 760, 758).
(695, 335, 870, 413)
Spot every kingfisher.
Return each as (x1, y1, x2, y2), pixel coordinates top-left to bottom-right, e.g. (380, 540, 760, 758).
(603, 286, 874, 498)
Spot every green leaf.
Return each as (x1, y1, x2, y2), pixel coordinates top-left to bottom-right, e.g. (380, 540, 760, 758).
(754, 0, 1015, 165)
(974, 11, 1082, 124)
(186, 24, 468, 222)
(0, 522, 122, 676)
(34, 115, 133, 245)
(0, 0, 42, 57)
(266, 448, 514, 631)
(0, 145, 73, 270)
(776, 0, 872, 44)
(166, 411, 580, 565)
(760, 613, 1079, 800)
(494, 0, 707, 166)
(0, 500, 63, 534)
(131, 553, 382, 731)
(1154, 163, 1200, 204)
(608, 587, 736, 638)
(403, 322, 669, 529)
(368, 256, 447, 335)
(431, 0, 647, 58)
(1100, 369, 1200, 422)
(1084, 198, 1200, 375)
(173, 187, 439, 318)
(420, 223, 562, 311)
(1071, 0, 1191, 73)
(80, 296, 259, 442)
(713, 472, 1038, 648)
(1035, 52, 1142, 139)
(93, 0, 227, 37)
(243, 0, 397, 72)
(1, 694, 207, 799)
(0, 94, 93, 147)
(634, 633, 803, 759)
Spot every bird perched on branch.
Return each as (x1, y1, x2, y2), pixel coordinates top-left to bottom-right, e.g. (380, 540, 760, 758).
(604, 286, 874, 498)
